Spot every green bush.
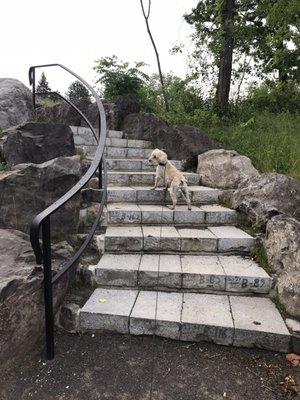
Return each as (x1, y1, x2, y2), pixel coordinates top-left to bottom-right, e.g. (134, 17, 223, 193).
(238, 81, 300, 117)
(94, 56, 149, 100)
(206, 111, 300, 179)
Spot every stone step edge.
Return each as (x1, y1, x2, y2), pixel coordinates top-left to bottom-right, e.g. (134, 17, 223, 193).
(81, 186, 222, 205)
(89, 253, 272, 294)
(104, 225, 255, 254)
(79, 289, 291, 353)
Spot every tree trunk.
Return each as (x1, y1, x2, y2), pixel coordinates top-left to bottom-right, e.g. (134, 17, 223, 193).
(216, 0, 235, 113)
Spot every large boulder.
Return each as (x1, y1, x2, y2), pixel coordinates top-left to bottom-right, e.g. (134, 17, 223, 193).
(81, 101, 118, 130)
(0, 156, 81, 239)
(122, 113, 221, 168)
(0, 229, 73, 371)
(231, 173, 300, 230)
(197, 149, 260, 189)
(0, 78, 33, 130)
(264, 215, 300, 318)
(114, 94, 140, 129)
(33, 100, 90, 126)
(0, 122, 75, 167)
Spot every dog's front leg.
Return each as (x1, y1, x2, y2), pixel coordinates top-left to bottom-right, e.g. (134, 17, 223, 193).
(150, 174, 159, 190)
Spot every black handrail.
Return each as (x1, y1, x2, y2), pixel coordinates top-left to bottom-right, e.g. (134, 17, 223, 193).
(29, 64, 107, 360)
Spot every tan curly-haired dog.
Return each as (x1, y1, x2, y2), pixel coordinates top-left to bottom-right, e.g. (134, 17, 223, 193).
(148, 148, 191, 210)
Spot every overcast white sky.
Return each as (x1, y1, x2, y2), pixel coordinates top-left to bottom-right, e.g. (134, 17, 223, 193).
(1, 0, 198, 94)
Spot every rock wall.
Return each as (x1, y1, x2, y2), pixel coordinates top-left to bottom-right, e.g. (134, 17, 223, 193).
(122, 113, 221, 168)
(0, 122, 75, 167)
(264, 216, 300, 318)
(197, 148, 300, 319)
(0, 229, 73, 371)
(0, 156, 81, 239)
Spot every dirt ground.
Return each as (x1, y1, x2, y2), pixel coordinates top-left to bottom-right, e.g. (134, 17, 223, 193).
(1, 330, 299, 400)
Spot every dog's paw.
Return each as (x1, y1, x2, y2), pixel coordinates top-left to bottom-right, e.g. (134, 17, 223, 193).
(150, 186, 156, 191)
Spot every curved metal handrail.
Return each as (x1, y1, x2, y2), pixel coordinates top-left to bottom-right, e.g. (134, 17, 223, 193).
(35, 91, 99, 144)
(28, 64, 107, 360)
(29, 64, 106, 264)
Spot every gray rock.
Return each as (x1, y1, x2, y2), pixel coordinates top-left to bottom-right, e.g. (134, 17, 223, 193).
(114, 94, 140, 129)
(0, 78, 33, 130)
(231, 173, 300, 230)
(0, 229, 73, 371)
(122, 113, 221, 168)
(0, 122, 75, 167)
(59, 303, 80, 333)
(265, 215, 300, 318)
(33, 100, 89, 126)
(197, 149, 259, 189)
(82, 101, 118, 130)
(0, 156, 81, 239)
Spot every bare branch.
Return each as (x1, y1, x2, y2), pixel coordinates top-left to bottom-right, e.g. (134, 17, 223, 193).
(139, 0, 169, 111)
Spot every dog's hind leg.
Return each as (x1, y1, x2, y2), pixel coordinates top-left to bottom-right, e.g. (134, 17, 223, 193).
(181, 184, 192, 210)
(169, 185, 178, 210)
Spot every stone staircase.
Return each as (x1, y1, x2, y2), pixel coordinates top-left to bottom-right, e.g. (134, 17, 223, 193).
(71, 126, 291, 353)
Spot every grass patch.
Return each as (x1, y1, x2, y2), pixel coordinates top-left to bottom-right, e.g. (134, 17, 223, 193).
(250, 242, 273, 274)
(272, 295, 287, 317)
(206, 112, 300, 180)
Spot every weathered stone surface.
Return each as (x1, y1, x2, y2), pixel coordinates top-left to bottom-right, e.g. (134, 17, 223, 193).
(181, 255, 225, 290)
(122, 113, 221, 168)
(95, 254, 141, 287)
(33, 100, 90, 126)
(58, 303, 80, 333)
(178, 228, 217, 252)
(0, 229, 73, 371)
(0, 156, 81, 238)
(0, 122, 75, 166)
(197, 149, 259, 189)
(138, 254, 182, 288)
(181, 293, 234, 345)
(81, 95, 140, 130)
(208, 226, 254, 253)
(114, 94, 140, 129)
(79, 288, 138, 333)
(231, 173, 300, 229)
(265, 215, 299, 318)
(130, 291, 182, 339)
(230, 296, 290, 352)
(218, 255, 272, 294)
(0, 78, 33, 130)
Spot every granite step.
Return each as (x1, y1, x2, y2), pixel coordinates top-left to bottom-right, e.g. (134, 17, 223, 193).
(90, 253, 272, 294)
(76, 145, 154, 159)
(106, 203, 238, 226)
(70, 126, 123, 139)
(75, 137, 151, 148)
(106, 158, 183, 171)
(79, 288, 290, 352)
(81, 185, 222, 205)
(104, 225, 255, 254)
(104, 171, 199, 186)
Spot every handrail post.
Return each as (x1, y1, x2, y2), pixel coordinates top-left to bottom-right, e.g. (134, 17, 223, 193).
(32, 68, 36, 109)
(42, 216, 55, 360)
(98, 113, 103, 189)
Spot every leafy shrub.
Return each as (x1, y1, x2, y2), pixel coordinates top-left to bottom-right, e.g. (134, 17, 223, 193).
(94, 56, 149, 100)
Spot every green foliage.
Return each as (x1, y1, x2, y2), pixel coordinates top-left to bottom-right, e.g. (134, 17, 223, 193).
(66, 81, 91, 105)
(239, 81, 300, 115)
(36, 72, 57, 102)
(36, 72, 52, 93)
(184, 0, 299, 99)
(251, 243, 272, 274)
(272, 295, 287, 316)
(94, 55, 149, 100)
(206, 111, 300, 179)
